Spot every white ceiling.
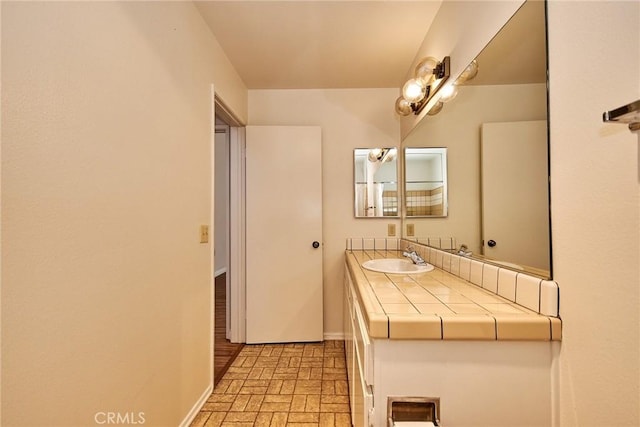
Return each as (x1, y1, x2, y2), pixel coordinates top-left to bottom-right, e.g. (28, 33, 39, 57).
(195, 1, 442, 89)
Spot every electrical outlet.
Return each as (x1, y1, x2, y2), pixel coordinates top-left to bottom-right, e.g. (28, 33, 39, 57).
(406, 223, 415, 237)
(200, 225, 209, 243)
(388, 224, 396, 237)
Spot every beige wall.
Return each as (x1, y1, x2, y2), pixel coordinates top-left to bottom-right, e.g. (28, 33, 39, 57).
(403, 84, 547, 253)
(1, 2, 247, 426)
(548, 2, 640, 426)
(248, 89, 401, 337)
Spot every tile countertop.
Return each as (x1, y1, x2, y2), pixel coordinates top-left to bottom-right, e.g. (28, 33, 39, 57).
(345, 250, 562, 341)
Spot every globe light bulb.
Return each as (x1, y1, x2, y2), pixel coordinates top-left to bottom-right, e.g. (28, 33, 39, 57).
(427, 101, 444, 116)
(368, 148, 383, 162)
(458, 60, 479, 83)
(394, 96, 412, 116)
(439, 84, 458, 103)
(402, 78, 427, 103)
(414, 56, 439, 85)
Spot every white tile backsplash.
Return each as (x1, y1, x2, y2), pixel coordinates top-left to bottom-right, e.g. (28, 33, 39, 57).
(497, 269, 518, 302)
(351, 238, 363, 250)
(482, 264, 499, 293)
(387, 239, 399, 250)
(540, 280, 559, 317)
(428, 237, 441, 248)
(347, 238, 402, 252)
(441, 238, 455, 250)
(434, 250, 444, 269)
(516, 274, 542, 313)
(459, 257, 472, 282)
(450, 255, 460, 276)
(363, 238, 375, 250)
(470, 260, 484, 286)
(442, 252, 452, 272)
(431, 248, 440, 264)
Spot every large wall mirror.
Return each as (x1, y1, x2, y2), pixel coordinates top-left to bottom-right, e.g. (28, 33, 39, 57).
(404, 148, 448, 217)
(354, 148, 399, 217)
(401, 0, 551, 278)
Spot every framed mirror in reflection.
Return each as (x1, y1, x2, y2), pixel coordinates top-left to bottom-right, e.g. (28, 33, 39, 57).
(404, 148, 448, 217)
(354, 148, 399, 217)
(401, 0, 551, 278)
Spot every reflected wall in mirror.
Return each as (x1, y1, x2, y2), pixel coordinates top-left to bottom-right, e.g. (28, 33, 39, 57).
(404, 148, 448, 217)
(354, 148, 399, 217)
(401, 0, 551, 277)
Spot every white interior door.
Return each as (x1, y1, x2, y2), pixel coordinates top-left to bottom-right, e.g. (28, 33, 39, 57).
(245, 126, 323, 344)
(481, 121, 550, 271)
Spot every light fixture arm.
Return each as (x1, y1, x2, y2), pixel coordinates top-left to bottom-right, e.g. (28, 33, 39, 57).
(410, 56, 450, 115)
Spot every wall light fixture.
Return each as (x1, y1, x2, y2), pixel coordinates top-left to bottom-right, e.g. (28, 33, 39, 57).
(395, 56, 450, 116)
(396, 58, 480, 117)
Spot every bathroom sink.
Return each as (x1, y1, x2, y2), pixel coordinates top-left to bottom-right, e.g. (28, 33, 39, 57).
(362, 258, 434, 274)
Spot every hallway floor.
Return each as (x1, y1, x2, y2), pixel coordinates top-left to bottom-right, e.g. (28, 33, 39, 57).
(190, 341, 351, 427)
(214, 273, 244, 385)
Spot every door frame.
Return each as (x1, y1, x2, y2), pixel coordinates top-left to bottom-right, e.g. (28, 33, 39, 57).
(228, 126, 246, 343)
(214, 94, 247, 344)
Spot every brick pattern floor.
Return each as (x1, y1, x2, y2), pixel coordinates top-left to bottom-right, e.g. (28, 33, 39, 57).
(190, 341, 352, 427)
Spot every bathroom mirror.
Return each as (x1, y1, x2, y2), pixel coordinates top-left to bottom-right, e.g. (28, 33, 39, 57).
(401, 0, 551, 277)
(354, 148, 399, 217)
(404, 148, 448, 217)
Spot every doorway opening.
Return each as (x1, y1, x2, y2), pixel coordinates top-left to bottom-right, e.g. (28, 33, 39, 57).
(213, 96, 246, 384)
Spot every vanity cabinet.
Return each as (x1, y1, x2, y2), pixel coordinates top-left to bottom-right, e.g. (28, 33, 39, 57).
(344, 266, 374, 427)
(344, 254, 560, 427)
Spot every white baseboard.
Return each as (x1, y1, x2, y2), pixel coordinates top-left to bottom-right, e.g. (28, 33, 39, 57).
(324, 332, 345, 341)
(179, 383, 213, 427)
(214, 268, 227, 278)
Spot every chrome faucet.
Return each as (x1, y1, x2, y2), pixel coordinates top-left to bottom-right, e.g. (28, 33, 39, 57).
(457, 244, 473, 257)
(402, 246, 427, 265)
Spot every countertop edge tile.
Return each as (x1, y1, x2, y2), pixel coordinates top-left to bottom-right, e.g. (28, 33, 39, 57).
(494, 315, 551, 341)
(550, 317, 563, 341)
(440, 314, 496, 340)
(388, 314, 442, 339)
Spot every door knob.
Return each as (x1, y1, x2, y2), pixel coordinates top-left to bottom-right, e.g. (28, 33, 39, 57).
(312, 241, 320, 249)
(488, 239, 497, 247)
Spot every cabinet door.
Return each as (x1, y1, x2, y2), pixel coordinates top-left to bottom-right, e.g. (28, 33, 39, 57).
(353, 293, 373, 387)
(344, 266, 356, 424)
(351, 272, 374, 426)
(353, 334, 374, 427)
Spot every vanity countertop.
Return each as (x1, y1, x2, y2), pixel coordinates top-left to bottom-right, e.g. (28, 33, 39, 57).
(346, 250, 562, 341)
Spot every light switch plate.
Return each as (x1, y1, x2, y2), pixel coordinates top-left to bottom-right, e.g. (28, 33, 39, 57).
(388, 224, 396, 236)
(200, 225, 209, 243)
(406, 223, 415, 237)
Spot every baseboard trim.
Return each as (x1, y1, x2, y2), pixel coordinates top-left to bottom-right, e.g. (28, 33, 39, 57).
(214, 268, 227, 278)
(324, 332, 345, 341)
(179, 382, 213, 427)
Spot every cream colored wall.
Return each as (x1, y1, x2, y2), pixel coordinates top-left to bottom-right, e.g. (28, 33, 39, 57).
(548, 2, 640, 426)
(248, 89, 401, 336)
(1, 2, 247, 426)
(403, 84, 547, 253)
